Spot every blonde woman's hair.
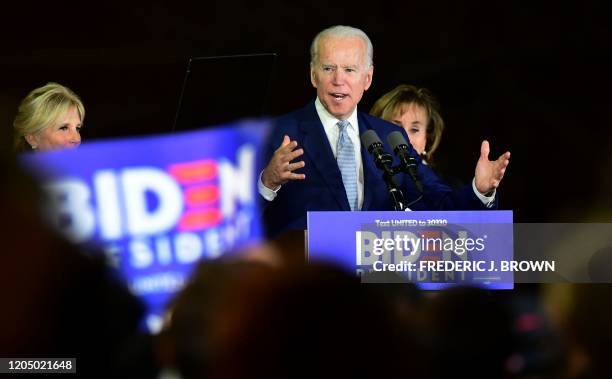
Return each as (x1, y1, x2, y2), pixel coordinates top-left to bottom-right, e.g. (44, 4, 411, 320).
(370, 84, 444, 164)
(13, 82, 85, 152)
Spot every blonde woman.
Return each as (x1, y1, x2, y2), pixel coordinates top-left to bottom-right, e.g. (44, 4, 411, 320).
(13, 82, 84, 152)
(370, 84, 444, 165)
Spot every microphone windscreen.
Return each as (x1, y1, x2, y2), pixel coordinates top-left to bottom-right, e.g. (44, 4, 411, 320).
(361, 129, 383, 151)
(387, 131, 409, 151)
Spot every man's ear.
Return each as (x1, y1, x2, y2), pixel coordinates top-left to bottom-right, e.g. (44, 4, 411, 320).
(25, 133, 38, 149)
(310, 63, 318, 88)
(364, 64, 374, 91)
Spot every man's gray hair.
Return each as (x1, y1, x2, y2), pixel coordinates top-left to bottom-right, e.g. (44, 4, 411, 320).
(310, 25, 374, 68)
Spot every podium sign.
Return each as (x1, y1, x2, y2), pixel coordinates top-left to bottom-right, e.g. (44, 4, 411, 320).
(307, 211, 514, 289)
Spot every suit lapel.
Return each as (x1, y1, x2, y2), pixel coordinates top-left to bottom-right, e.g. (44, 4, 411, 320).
(300, 103, 350, 211)
(358, 112, 378, 211)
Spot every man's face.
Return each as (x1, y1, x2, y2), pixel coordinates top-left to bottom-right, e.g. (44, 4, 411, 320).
(310, 36, 373, 120)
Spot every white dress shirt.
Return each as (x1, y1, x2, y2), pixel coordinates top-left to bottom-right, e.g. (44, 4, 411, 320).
(314, 98, 364, 209)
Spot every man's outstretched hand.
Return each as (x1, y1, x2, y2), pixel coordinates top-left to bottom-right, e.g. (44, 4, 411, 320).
(474, 140, 511, 195)
(262, 135, 306, 190)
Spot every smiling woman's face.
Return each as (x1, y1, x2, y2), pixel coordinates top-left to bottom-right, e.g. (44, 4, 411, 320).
(27, 105, 82, 151)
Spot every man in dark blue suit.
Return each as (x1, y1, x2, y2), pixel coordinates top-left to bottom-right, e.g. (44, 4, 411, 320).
(259, 26, 510, 238)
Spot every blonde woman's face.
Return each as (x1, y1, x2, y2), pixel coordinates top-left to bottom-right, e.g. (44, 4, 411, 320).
(27, 106, 82, 151)
(390, 103, 428, 156)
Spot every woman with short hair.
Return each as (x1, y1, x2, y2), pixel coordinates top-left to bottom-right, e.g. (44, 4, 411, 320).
(370, 84, 444, 165)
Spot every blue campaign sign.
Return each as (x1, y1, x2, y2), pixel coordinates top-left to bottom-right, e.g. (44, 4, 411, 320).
(19, 119, 270, 332)
(307, 210, 514, 289)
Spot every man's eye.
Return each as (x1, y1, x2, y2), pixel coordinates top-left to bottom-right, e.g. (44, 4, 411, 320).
(345, 68, 355, 73)
(323, 67, 333, 72)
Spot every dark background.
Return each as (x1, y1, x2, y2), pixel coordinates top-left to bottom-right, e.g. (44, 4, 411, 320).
(1, 0, 610, 222)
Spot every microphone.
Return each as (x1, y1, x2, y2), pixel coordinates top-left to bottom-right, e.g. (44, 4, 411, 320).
(361, 129, 406, 211)
(387, 131, 423, 194)
(361, 130, 393, 173)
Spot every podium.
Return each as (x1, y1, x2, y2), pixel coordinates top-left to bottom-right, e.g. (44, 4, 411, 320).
(307, 210, 514, 289)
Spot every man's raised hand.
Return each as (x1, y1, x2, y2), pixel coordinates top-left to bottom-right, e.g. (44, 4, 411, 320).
(262, 135, 306, 190)
(474, 140, 511, 195)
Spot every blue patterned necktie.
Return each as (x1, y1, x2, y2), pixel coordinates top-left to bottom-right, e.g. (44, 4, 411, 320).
(336, 120, 358, 211)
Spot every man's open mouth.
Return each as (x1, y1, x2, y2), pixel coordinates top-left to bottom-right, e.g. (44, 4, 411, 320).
(330, 93, 348, 101)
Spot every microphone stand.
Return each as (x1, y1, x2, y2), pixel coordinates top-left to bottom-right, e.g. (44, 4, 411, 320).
(387, 131, 424, 208)
(383, 160, 422, 210)
(383, 166, 407, 211)
(362, 130, 425, 211)
(365, 141, 407, 211)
